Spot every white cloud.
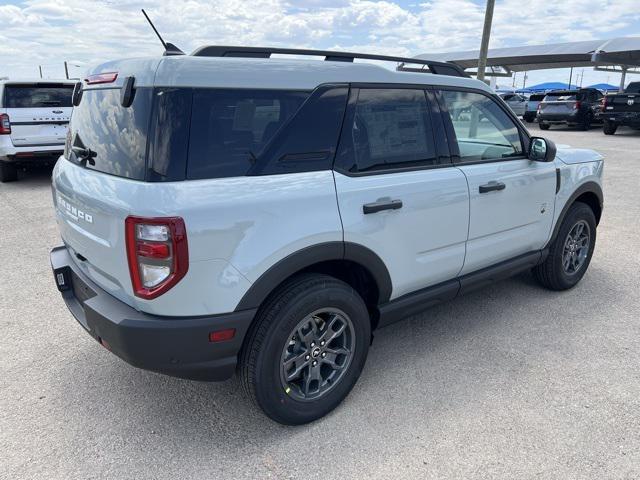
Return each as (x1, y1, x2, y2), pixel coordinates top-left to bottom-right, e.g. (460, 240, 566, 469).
(0, 0, 638, 85)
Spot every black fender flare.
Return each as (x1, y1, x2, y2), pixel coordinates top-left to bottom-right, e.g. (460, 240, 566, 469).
(234, 241, 392, 311)
(546, 181, 603, 249)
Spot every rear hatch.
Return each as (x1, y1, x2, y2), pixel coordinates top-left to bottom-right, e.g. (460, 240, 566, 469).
(52, 62, 158, 306)
(2, 82, 73, 147)
(538, 91, 583, 116)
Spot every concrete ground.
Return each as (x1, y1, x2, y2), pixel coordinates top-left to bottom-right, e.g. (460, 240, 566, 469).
(1, 124, 639, 480)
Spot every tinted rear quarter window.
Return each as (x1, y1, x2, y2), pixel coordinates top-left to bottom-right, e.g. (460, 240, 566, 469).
(187, 89, 308, 180)
(3, 84, 73, 108)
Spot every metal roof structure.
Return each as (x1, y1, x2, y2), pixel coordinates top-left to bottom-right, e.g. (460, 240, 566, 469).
(415, 37, 640, 90)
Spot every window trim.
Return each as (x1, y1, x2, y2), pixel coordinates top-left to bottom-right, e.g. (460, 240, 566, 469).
(333, 83, 453, 177)
(435, 86, 531, 166)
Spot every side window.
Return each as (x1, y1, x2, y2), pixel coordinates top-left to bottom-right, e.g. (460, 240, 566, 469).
(439, 90, 523, 163)
(254, 87, 348, 176)
(346, 88, 438, 173)
(187, 89, 308, 180)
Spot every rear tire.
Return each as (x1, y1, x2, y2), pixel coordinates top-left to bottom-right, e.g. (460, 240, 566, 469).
(239, 274, 371, 425)
(603, 120, 618, 135)
(539, 123, 550, 130)
(0, 162, 18, 183)
(533, 202, 596, 291)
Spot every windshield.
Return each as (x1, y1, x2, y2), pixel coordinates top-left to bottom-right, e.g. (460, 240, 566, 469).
(3, 84, 73, 108)
(65, 87, 153, 180)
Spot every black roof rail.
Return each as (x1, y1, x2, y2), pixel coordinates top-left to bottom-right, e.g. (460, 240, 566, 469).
(191, 46, 469, 78)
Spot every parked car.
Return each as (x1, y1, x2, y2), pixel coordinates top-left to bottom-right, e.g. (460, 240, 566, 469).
(523, 93, 546, 123)
(499, 92, 528, 116)
(537, 88, 604, 130)
(50, 47, 604, 425)
(599, 82, 640, 134)
(0, 79, 75, 182)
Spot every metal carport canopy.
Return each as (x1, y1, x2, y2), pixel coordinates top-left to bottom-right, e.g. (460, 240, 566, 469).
(415, 37, 640, 72)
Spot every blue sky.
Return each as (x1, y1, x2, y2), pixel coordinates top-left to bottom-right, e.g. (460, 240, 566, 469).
(1, 0, 638, 88)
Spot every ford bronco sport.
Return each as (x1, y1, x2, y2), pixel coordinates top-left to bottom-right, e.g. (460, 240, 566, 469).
(50, 47, 604, 425)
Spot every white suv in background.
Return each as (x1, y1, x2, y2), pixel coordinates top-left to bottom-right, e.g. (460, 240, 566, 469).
(0, 79, 75, 182)
(50, 47, 604, 425)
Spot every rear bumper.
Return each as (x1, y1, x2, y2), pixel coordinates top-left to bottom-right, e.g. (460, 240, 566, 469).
(0, 137, 64, 163)
(600, 112, 640, 126)
(50, 245, 256, 381)
(538, 112, 581, 124)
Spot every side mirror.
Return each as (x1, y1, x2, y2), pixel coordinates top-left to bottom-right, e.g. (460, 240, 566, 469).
(528, 136, 556, 162)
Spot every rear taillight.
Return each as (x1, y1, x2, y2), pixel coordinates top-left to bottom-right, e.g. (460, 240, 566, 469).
(573, 101, 581, 110)
(0, 114, 10, 134)
(125, 216, 188, 299)
(85, 72, 118, 85)
(601, 96, 608, 111)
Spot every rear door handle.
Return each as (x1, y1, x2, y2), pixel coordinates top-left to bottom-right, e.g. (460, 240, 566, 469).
(363, 199, 403, 214)
(479, 181, 506, 194)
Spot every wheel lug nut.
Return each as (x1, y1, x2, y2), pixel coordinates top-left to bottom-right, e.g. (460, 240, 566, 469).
(320, 341, 325, 346)
(312, 361, 317, 366)
(305, 355, 310, 360)
(321, 352, 326, 358)
(310, 342, 315, 347)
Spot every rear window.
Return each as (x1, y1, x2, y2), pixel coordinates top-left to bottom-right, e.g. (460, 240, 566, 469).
(66, 87, 153, 180)
(543, 92, 581, 102)
(3, 84, 73, 108)
(187, 89, 308, 180)
(529, 94, 545, 101)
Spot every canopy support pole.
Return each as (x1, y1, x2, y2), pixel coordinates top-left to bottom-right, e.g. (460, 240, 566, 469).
(619, 67, 627, 92)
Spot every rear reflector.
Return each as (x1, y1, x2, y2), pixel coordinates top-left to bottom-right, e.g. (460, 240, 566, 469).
(209, 329, 236, 343)
(0, 113, 10, 135)
(137, 241, 170, 259)
(85, 72, 118, 85)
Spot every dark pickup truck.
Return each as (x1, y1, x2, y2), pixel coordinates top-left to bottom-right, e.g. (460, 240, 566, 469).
(600, 82, 640, 135)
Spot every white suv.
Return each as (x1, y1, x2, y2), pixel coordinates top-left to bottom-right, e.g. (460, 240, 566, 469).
(50, 47, 604, 425)
(0, 79, 75, 182)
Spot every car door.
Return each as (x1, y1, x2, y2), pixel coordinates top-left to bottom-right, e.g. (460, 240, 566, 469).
(333, 86, 469, 300)
(437, 88, 557, 275)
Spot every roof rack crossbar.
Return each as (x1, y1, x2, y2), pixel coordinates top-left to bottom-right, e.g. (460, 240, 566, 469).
(191, 46, 468, 77)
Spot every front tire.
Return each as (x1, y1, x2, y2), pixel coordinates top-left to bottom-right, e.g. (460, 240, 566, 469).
(539, 122, 550, 130)
(533, 202, 597, 291)
(240, 274, 371, 425)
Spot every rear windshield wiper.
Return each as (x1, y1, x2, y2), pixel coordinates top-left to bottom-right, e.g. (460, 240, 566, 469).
(71, 146, 97, 166)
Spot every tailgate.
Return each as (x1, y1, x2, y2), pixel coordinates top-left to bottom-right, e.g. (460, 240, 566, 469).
(7, 107, 71, 147)
(539, 101, 575, 114)
(605, 94, 640, 113)
(52, 159, 136, 306)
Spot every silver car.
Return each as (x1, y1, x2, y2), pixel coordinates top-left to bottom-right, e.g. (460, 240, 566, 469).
(499, 92, 528, 117)
(50, 47, 604, 425)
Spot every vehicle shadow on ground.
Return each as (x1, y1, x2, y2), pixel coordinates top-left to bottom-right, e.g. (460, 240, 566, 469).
(49, 260, 624, 458)
(4, 164, 54, 186)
